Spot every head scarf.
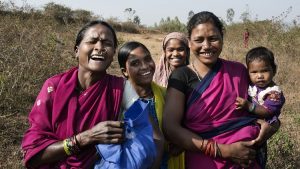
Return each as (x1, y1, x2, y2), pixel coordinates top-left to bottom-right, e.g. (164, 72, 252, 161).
(153, 32, 189, 87)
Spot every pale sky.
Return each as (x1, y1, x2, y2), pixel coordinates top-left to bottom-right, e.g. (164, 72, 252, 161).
(9, 0, 300, 26)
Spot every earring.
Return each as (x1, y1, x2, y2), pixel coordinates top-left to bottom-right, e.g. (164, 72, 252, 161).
(121, 68, 129, 79)
(75, 47, 79, 59)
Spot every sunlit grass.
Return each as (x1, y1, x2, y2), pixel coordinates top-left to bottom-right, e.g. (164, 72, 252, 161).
(0, 1, 299, 168)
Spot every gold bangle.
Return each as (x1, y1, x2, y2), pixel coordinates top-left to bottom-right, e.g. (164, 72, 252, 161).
(249, 103, 256, 113)
(63, 139, 71, 156)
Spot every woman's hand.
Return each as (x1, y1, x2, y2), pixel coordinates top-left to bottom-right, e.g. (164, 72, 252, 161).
(77, 121, 125, 147)
(253, 119, 280, 146)
(219, 141, 256, 168)
(90, 121, 125, 144)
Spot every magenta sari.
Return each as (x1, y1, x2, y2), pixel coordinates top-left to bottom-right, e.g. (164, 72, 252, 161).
(184, 59, 261, 169)
(21, 67, 124, 169)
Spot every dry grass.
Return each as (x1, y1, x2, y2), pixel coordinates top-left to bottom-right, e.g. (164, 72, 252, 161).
(0, 5, 299, 169)
(223, 22, 300, 169)
(118, 32, 165, 60)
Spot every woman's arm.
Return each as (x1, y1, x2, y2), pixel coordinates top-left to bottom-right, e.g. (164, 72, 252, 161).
(163, 88, 257, 167)
(163, 87, 203, 151)
(28, 121, 124, 168)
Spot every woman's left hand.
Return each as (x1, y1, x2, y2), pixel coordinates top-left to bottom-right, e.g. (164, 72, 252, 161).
(76, 121, 125, 148)
(219, 141, 256, 168)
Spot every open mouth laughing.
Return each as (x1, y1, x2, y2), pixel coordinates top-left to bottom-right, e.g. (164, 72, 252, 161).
(141, 71, 151, 76)
(90, 54, 105, 61)
(200, 52, 214, 56)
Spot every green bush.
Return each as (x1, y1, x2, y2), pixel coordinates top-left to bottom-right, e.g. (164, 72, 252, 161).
(155, 16, 186, 33)
(0, 1, 299, 168)
(121, 21, 140, 33)
(106, 17, 123, 32)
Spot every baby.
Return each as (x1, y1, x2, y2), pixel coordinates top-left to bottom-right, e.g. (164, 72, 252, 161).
(236, 46, 285, 124)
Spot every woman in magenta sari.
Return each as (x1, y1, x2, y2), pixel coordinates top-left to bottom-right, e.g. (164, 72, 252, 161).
(163, 11, 279, 169)
(21, 21, 125, 168)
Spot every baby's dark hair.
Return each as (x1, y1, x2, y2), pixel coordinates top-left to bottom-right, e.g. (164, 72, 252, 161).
(246, 46, 277, 74)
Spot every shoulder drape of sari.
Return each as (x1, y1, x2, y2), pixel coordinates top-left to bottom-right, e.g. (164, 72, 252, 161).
(151, 82, 165, 129)
(94, 81, 161, 169)
(21, 67, 124, 168)
(184, 59, 261, 169)
(94, 99, 156, 169)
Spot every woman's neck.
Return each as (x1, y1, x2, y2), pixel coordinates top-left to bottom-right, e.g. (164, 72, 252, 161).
(131, 81, 153, 99)
(77, 69, 106, 90)
(193, 59, 214, 78)
(169, 64, 176, 71)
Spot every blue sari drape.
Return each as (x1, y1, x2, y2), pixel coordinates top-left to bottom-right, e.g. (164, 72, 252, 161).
(94, 99, 156, 169)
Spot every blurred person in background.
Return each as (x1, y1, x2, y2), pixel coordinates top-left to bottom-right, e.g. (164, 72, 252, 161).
(244, 28, 250, 48)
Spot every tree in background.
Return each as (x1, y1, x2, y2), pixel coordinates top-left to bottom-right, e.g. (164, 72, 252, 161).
(240, 4, 251, 23)
(43, 3, 97, 24)
(226, 8, 235, 24)
(133, 15, 141, 25)
(72, 9, 94, 23)
(44, 2, 73, 24)
(188, 10, 194, 22)
(124, 8, 135, 22)
(124, 8, 141, 25)
(156, 16, 186, 32)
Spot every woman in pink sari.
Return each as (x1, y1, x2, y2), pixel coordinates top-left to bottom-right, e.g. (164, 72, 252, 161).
(163, 11, 279, 169)
(21, 21, 125, 168)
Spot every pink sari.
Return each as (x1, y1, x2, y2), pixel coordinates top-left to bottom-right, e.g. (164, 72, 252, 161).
(184, 59, 261, 169)
(21, 67, 124, 168)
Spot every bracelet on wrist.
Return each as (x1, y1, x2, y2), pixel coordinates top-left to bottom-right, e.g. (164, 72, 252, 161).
(200, 139, 219, 158)
(248, 103, 256, 113)
(63, 135, 81, 156)
(63, 139, 71, 155)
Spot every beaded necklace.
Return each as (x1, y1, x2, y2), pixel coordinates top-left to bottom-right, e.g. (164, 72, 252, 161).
(192, 62, 202, 81)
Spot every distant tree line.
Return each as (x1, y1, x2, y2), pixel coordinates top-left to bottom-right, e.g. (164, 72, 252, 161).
(1, 1, 297, 33)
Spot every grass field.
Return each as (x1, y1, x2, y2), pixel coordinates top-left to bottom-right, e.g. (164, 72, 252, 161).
(0, 4, 299, 169)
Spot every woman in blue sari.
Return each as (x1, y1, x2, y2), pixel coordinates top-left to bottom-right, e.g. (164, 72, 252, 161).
(95, 41, 165, 169)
